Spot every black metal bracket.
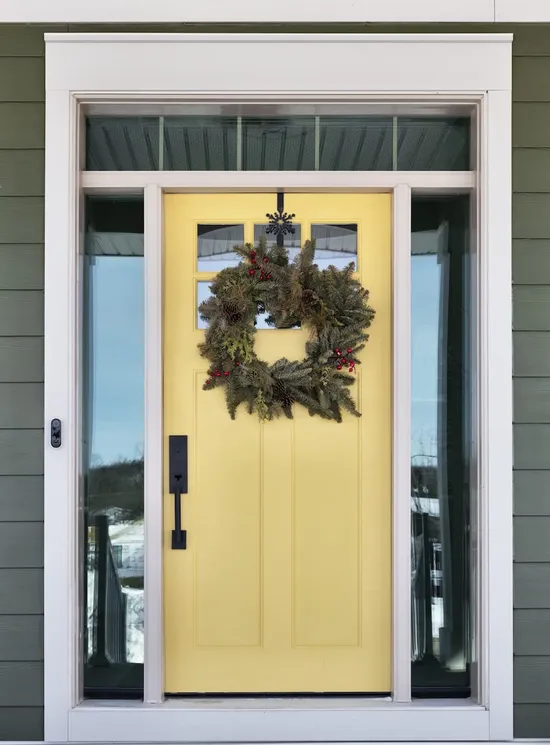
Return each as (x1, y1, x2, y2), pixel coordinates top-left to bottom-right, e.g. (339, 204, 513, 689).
(169, 435, 188, 550)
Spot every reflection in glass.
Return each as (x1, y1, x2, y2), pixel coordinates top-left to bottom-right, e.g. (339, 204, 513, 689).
(86, 115, 471, 172)
(163, 117, 238, 170)
(197, 224, 244, 272)
(253, 224, 302, 263)
(398, 118, 470, 171)
(411, 196, 472, 696)
(311, 224, 358, 270)
(319, 117, 393, 170)
(242, 118, 315, 170)
(83, 196, 144, 698)
(86, 117, 160, 170)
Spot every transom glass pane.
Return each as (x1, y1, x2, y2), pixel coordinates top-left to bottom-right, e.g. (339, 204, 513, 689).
(86, 114, 471, 172)
(242, 117, 315, 170)
(319, 116, 393, 170)
(163, 117, 238, 170)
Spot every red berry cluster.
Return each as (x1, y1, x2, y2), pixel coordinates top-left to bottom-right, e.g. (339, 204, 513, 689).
(334, 347, 356, 374)
(249, 251, 272, 280)
(205, 368, 230, 386)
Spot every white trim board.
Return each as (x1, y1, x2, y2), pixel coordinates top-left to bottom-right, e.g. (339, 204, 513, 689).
(44, 32, 513, 744)
(3, 0, 495, 23)
(45, 34, 512, 94)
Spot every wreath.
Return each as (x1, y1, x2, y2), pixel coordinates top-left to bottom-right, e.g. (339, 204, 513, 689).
(198, 236, 375, 422)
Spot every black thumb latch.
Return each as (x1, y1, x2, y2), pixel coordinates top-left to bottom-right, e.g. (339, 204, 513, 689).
(51, 419, 62, 448)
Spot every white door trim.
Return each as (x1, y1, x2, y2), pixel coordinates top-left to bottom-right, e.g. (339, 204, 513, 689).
(44, 33, 513, 743)
(0, 1, 497, 23)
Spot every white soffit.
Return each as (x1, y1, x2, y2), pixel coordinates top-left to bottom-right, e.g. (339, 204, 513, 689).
(495, 0, 550, 21)
(2, 0, 496, 23)
(45, 34, 513, 95)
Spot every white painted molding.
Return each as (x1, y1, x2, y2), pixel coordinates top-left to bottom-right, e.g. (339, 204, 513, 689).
(495, 0, 550, 21)
(44, 32, 513, 743)
(3, 0, 495, 23)
(81, 171, 476, 192)
(143, 184, 165, 706)
(391, 184, 412, 705)
(45, 33, 512, 96)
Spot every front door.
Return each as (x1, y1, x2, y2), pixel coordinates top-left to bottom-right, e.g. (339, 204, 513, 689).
(163, 193, 392, 694)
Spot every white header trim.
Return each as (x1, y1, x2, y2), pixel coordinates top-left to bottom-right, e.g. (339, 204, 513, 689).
(46, 33, 512, 93)
(45, 33, 513, 44)
(2, 0, 497, 23)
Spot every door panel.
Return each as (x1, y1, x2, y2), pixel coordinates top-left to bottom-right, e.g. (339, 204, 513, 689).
(164, 193, 392, 693)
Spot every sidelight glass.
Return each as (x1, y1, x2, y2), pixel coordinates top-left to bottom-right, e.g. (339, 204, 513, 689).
(83, 196, 145, 698)
(410, 195, 472, 696)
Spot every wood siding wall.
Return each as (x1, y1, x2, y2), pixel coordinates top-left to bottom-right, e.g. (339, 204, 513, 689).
(0, 21, 547, 741)
(512, 25, 550, 739)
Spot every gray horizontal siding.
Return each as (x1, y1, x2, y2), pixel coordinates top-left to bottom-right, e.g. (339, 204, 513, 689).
(0, 26, 45, 740)
(513, 241, 550, 284)
(0, 246, 44, 291)
(515, 470, 550, 515)
(0, 523, 43, 568)
(0, 292, 44, 336)
(0, 151, 44, 196)
(0, 431, 43, 475)
(0, 707, 43, 741)
(0, 569, 43, 615)
(0, 615, 43, 660)
(513, 31, 550, 738)
(0, 198, 43, 243)
(514, 194, 550, 239)
(0, 384, 44, 429)
(0, 338, 44, 382)
(0, 103, 44, 148)
(0, 59, 43, 102)
(0, 476, 44, 521)
(0, 661, 43, 706)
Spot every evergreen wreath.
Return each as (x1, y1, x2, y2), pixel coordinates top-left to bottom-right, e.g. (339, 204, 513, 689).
(198, 236, 375, 422)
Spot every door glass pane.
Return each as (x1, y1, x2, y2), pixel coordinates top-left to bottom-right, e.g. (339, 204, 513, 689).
(311, 224, 358, 269)
(197, 224, 244, 272)
(253, 223, 302, 262)
(83, 196, 144, 698)
(411, 195, 472, 696)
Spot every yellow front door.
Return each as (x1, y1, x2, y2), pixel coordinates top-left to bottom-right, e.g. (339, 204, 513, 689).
(164, 193, 391, 694)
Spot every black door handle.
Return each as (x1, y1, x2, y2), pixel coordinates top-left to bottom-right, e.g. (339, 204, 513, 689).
(169, 435, 188, 550)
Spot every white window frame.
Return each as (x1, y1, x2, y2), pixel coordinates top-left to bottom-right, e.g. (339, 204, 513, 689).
(43, 33, 513, 744)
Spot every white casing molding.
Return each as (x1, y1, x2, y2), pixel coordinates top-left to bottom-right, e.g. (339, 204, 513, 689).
(44, 32, 513, 744)
(3, 0, 496, 23)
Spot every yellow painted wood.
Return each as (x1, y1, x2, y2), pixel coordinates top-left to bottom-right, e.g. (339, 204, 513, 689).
(164, 193, 392, 693)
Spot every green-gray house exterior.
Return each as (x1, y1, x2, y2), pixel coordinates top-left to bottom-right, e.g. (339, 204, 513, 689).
(0, 21, 546, 741)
